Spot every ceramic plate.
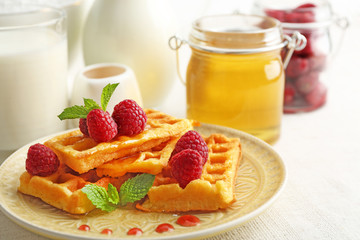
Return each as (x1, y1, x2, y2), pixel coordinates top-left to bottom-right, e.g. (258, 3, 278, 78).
(0, 124, 286, 240)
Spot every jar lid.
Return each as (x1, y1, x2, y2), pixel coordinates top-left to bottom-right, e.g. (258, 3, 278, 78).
(188, 13, 287, 54)
(253, 0, 334, 29)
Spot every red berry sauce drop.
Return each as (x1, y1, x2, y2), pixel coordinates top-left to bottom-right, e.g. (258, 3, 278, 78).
(127, 227, 143, 236)
(177, 215, 200, 227)
(78, 224, 90, 231)
(101, 228, 113, 235)
(155, 223, 174, 233)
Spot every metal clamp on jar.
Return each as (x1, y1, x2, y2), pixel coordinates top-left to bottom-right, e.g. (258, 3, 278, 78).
(169, 14, 306, 144)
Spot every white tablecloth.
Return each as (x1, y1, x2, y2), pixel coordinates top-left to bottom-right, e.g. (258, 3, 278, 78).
(1, 3, 360, 240)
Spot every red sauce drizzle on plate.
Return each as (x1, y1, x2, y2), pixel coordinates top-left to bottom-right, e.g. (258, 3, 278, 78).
(101, 228, 113, 235)
(127, 227, 143, 236)
(155, 223, 174, 233)
(177, 215, 200, 227)
(78, 224, 90, 231)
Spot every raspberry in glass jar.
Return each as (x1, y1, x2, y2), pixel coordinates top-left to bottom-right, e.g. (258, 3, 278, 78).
(254, 0, 348, 113)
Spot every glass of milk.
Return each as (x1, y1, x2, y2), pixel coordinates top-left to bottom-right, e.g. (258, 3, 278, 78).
(0, 0, 94, 70)
(0, 3, 68, 151)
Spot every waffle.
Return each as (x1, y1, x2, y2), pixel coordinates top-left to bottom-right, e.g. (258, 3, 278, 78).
(17, 165, 131, 214)
(136, 133, 242, 212)
(96, 137, 179, 178)
(45, 109, 195, 174)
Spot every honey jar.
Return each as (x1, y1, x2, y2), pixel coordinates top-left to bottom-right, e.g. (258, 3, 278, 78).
(169, 14, 306, 144)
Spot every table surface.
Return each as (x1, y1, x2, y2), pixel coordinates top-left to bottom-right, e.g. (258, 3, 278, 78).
(1, 5, 360, 240)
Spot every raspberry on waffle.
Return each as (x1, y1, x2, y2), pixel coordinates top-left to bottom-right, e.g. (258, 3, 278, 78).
(18, 165, 130, 214)
(96, 137, 179, 178)
(136, 133, 242, 212)
(45, 109, 195, 174)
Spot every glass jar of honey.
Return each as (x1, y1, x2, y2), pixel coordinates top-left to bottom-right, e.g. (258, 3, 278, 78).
(169, 14, 306, 144)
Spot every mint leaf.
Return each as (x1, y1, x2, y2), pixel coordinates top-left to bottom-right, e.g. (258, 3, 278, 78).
(81, 174, 154, 212)
(58, 84, 117, 120)
(57, 98, 101, 120)
(119, 173, 155, 206)
(81, 184, 118, 212)
(57, 105, 88, 120)
(107, 183, 120, 205)
(101, 83, 119, 111)
(83, 98, 101, 112)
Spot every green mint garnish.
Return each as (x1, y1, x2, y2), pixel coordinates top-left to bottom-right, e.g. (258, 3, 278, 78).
(57, 105, 90, 120)
(81, 183, 118, 212)
(107, 183, 120, 205)
(81, 173, 155, 212)
(119, 173, 156, 206)
(57, 83, 119, 120)
(83, 98, 101, 112)
(101, 83, 119, 112)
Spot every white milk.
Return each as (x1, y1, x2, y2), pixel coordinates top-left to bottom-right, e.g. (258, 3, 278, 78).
(0, 29, 68, 150)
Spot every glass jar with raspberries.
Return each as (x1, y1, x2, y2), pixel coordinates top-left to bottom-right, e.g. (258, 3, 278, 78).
(254, 0, 348, 113)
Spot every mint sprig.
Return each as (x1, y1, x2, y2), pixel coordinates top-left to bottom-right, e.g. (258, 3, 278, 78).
(81, 173, 155, 212)
(101, 83, 119, 112)
(57, 83, 119, 120)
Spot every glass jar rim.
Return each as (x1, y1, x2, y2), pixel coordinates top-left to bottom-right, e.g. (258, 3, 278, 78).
(0, 3, 66, 31)
(188, 13, 287, 54)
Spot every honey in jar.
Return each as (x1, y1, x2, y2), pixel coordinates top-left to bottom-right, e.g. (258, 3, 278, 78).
(172, 14, 304, 144)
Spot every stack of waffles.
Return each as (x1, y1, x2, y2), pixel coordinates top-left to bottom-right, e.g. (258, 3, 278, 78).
(18, 109, 242, 214)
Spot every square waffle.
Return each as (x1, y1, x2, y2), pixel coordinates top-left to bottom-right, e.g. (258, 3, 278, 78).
(44, 109, 195, 174)
(96, 137, 179, 178)
(18, 165, 131, 214)
(136, 133, 242, 212)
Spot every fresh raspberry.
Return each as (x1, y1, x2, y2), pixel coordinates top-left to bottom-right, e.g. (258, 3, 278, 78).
(285, 11, 315, 23)
(26, 143, 60, 176)
(309, 54, 327, 71)
(305, 81, 327, 107)
(112, 99, 147, 136)
(296, 3, 317, 9)
(87, 109, 118, 142)
(286, 55, 309, 78)
(284, 81, 296, 105)
(295, 71, 319, 95)
(265, 9, 286, 22)
(170, 130, 208, 165)
(79, 118, 89, 136)
(170, 149, 203, 189)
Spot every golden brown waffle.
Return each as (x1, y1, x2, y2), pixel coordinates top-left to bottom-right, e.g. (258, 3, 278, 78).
(136, 133, 242, 212)
(96, 137, 179, 178)
(17, 165, 130, 214)
(45, 109, 195, 174)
